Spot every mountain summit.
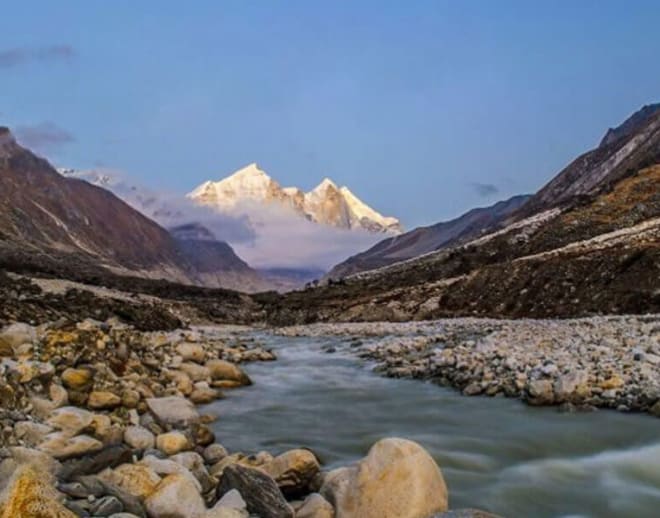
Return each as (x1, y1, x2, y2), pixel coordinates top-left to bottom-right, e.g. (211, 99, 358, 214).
(188, 164, 403, 234)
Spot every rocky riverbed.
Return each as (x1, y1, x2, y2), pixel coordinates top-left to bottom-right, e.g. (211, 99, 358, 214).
(0, 319, 487, 518)
(277, 315, 660, 416)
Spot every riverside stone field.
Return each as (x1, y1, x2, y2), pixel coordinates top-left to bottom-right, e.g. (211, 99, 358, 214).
(0, 319, 465, 518)
(277, 315, 660, 416)
(1, 315, 659, 517)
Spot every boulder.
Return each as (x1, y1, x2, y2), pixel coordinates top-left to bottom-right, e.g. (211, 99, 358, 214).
(217, 464, 294, 518)
(87, 391, 122, 410)
(61, 368, 93, 390)
(166, 370, 194, 396)
(99, 463, 161, 499)
(205, 360, 251, 386)
(261, 449, 320, 496)
(7, 447, 62, 477)
(146, 397, 199, 427)
(526, 379, 554, 405)
(123, 426, 155, 450)
(156, 431, 191, 456)
(58, 445, 133, 481)
(553, 370, 590, 402)
(144, 474, 206, 518)
(139, 456, 202, 492)
(206, 489, 249, 518)
(321, 438, 448, 518)
(176, 343, 206, 364)
(203, 444, 228, 465)
(49, 384, 69, 408)
(296, 493, 335, 518)
(0, 323, 36, 358)
(169, 452, 217, 493)
(46, 407, 95, 436)
(0, 465, 77, 518)
(180, 362, 211, 382)
(190, 385, 221, 405)
(14, 421, 53, 447)
(38, 433, 104, 460)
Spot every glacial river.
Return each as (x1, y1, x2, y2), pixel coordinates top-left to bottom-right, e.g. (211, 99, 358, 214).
(207, 334, 660, 518)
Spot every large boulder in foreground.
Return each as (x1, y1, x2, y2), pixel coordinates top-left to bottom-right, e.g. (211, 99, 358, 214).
(1, 465, 76, 518)
(321, 438, 447, 518)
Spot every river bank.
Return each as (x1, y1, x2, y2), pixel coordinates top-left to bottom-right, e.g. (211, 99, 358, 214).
(276, 314, 660, 416)
(0, 319, 469, 518)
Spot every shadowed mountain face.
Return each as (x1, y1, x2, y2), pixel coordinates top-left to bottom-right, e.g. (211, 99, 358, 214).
(169, 222, 273, 292)
(0, 129, 268, 291)
(263, 164, 660, 324)
(261, 105, 660, 324)
(327, 195, 530, 279)
(515, 104, 660, 218)
(0, 128, 190, 277)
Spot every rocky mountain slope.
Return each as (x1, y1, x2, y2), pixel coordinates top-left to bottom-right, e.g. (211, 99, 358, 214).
(169, 223, 272, 292)
(261, 105, 660, 323)
(515, 103, 660, 218)
(263, 164, 659, 323)
(327, 194, 530, 278)
(0, 129, 268, 292)
(188, 163, 403, 234)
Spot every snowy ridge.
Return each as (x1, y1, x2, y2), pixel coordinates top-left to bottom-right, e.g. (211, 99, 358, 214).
(188, 164, 403, 234)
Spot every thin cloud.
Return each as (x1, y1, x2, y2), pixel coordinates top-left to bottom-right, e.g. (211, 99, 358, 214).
(15, 122, 75, 154)
(471, 182, 499, 197)
(0, 45, 76, 68)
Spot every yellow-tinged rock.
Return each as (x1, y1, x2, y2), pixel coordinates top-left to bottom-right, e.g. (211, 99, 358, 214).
(99, 463, 161, 499)
(61, 368, 92, 390)
(1, 465, 77, 518)
(156, 431, 191, 456)
(205, 360, 251, 386)
(321, 438, 447, 518)
(144, 473, 206, 518)
(87, 391, 121, 410)
(262, 449, 320, 495)
(600, 375, 624, 390)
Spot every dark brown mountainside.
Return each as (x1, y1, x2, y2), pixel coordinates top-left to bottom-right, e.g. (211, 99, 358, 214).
(260, 163, 660, 324)
(0, 128, 193, 280)
(0, 128, 267, 291)
(327, 195, 530, 279)
(516, 104, 660, 218)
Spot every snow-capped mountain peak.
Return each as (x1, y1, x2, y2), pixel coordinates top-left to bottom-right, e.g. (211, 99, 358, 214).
(313, 177, 339, 192)
(189, 164, 403, 234)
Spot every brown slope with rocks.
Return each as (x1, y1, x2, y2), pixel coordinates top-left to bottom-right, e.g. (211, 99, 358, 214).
(514, 103, 660, 218)
(0, 128, 189, 280)
(0, 128, 270, 292)
(327, 195, 530, 279)
(261, 164, 660, 324)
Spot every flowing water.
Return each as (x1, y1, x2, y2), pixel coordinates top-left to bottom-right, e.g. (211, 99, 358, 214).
(207, 334, 660, 518)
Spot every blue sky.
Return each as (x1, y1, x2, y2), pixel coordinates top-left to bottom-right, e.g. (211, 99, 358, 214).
(2, 0, 660, 228)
